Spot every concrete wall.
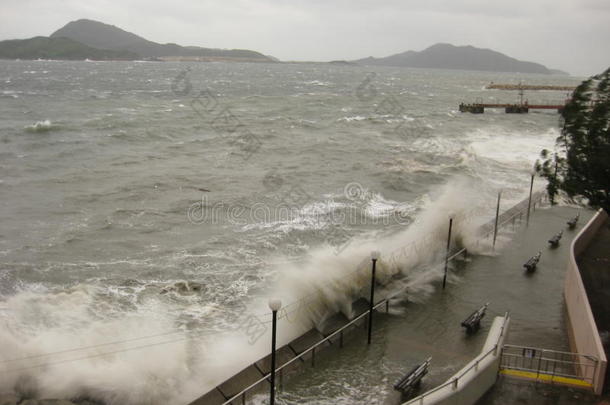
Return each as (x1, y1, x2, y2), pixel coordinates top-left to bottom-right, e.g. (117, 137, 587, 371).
(565, 209, 608, 395)
(404, 315, 510, 405)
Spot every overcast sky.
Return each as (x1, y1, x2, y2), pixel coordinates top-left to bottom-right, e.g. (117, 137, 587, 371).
(1, 0, 608, 76)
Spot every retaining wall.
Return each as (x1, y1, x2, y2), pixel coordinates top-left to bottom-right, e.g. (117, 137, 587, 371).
(564, 209, 608, 395)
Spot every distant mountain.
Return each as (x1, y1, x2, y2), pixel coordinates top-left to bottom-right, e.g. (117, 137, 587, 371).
(50, 19, 273, 62)
(0, 36, 138, 60)
(356, 43, 555, 74)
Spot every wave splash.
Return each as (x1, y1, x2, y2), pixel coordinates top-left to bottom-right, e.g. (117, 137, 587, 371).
(24, 120, 59, 133)
(0, 178, 495, 405)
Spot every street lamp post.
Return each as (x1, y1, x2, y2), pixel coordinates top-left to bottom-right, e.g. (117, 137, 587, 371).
(526, 172, 535, 225)
(268, 298, 282, 405)
(368, 250, 380, 345)
(492, 191, 502, 250)
(443, 217, 453, 290)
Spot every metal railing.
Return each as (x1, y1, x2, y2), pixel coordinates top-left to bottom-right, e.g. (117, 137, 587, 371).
(403, 313, 510, 404)
(479, 190, 546, 240)
(500, 344, 598, 387)
(220, 298, 391, 405)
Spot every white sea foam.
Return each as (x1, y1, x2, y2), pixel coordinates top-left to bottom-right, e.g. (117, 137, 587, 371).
(24, 120, 56, 133)
(337, 115, 367, 122)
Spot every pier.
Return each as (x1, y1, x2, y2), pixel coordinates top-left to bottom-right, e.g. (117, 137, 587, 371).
(461, 81, 574, 113)
(485, 83, 577, 91)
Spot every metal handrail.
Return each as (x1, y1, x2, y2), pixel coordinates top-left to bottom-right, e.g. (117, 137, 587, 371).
(404, 313, 510, 404)
(499, 344, 599, 384)
(501, 344, 598, 358)
(479, 191, 545, 239)
(220, 299, 389, 405)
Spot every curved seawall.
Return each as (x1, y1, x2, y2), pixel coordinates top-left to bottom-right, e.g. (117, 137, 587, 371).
(403, 315, 510, 405)
(565, 209, 608, 395)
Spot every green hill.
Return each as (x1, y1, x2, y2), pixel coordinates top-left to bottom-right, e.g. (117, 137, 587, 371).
(0, 36, 138, 60)
(50, 19, 273, 61)
(356, 43, 554, 74)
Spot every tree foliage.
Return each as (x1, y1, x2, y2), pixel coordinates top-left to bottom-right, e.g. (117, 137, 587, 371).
(536, 67, 610, 213)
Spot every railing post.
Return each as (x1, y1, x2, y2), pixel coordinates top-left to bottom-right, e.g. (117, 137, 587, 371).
(526, 173, 534, 226)
(311, 347, 315, 367)
(368, 251, 379, 344)
(493, 191, 502, 250)
(443, 217, 453, 289)
(340, 331, 343, 348)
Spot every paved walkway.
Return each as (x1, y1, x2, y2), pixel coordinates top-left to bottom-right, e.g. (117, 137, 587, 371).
(478, 212, 610, 404)
(478, 376, 607, 405)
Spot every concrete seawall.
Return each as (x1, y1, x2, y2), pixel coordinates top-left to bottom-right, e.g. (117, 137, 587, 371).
(565, 209, 608, 395)
(403, 315, 510, 405)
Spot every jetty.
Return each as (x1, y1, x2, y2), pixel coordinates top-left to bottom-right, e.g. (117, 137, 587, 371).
(461, 82, 574, 114)
(486, 83, 576, 91)
(459, 102, 567, 114)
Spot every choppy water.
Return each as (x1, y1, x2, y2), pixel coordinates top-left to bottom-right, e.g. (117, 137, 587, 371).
(0, 60, 582, 404)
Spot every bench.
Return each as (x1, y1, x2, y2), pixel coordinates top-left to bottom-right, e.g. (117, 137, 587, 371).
(394, 357, 431, 396)
(567, 213, 580, 229)
(548, 230, 563, 247)
(523, 251, 541, 271)
(461, 303, 489, 333)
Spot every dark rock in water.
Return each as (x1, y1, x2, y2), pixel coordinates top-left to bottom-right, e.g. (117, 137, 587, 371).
(0, 393, 21, 405)
(160, 281, 204, 295)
